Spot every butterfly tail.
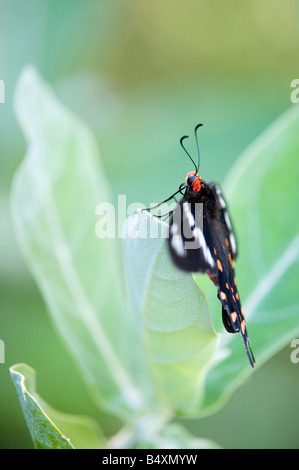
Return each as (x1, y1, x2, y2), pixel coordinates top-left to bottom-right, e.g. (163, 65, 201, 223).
(240, 328, 255, 368)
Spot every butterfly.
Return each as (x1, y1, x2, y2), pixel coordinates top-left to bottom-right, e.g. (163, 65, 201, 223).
(148, 124, 255, 367)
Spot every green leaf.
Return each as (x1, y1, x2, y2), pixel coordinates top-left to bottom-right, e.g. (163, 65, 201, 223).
(123, 211, 219, 415)
(11, 67, 143, 418)
(10, 363, 105, 449)
(196, 106, 299, 414)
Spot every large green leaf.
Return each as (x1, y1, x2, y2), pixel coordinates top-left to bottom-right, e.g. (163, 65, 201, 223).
(195, 105, 299, 413)
(10, 363, 104, 449)
(11, 67, 143, 418)
(123, 211, 219, 415)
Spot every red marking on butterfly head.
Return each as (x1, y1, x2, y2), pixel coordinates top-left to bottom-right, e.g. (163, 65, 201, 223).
(186, 171, 202, 192)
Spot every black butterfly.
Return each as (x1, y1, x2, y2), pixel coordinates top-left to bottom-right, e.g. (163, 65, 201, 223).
(148, 124, 255, 367)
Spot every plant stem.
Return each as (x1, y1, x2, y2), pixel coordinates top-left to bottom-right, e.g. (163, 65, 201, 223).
(106, 408, 174, 449)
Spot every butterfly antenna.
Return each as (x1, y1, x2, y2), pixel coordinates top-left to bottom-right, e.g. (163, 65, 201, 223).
(194, 123, 203, 170)
(180, 135, 198, 173)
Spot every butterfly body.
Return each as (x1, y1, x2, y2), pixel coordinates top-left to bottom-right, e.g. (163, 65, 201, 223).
(169, 168, 255, 367)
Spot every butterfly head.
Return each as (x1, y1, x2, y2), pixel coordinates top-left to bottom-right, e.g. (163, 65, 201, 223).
(186, 171, 202, 192)
(180, 124, 203, 193)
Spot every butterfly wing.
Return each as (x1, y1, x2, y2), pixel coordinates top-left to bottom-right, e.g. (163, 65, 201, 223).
(168, 195, 216, 274)
(210, 223, 255, 367)
(208, 182, 238, 260)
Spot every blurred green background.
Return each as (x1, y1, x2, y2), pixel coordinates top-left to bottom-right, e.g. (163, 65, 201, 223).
(1, 0, 299, 449)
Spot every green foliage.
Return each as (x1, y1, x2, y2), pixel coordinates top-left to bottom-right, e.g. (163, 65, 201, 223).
(193, 106, 299, 414)
(11, 66, 143, 420)
(123, 212, 218, 415)
(9, 364, 104, 449)
(9, 67, 299, 448)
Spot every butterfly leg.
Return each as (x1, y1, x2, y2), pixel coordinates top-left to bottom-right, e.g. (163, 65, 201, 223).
(142, 185, 186, 212)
